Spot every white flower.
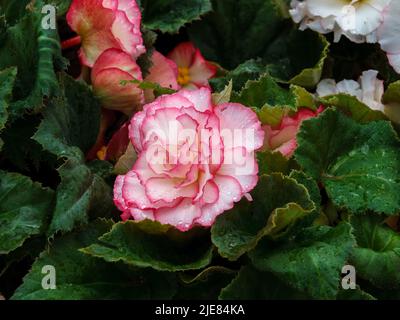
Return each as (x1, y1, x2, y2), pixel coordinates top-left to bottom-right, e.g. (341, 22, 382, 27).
(290, 0, 400, 74)
(377, 1, 400, 73)
(290, 0, 391, 42)
(316, 70, 385, 111)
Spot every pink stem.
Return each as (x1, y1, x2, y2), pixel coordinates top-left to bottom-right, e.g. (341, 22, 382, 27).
(61, 35, 82, 50)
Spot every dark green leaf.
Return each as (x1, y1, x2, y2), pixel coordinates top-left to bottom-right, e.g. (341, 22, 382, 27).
(189, 0, 289, 70)
(176, 266, 236, 300)
(0, 171, 54, 254)
(0, 1, 64, 117)
(250, 222, 355, 299)
(220, 265, 308, 299)
(81, 220, 213, 272)
(295, 108, 400, 215)
(211, 173, 315, 261)
(33, 74, 101, 159)
(0, 67, 17, 132)
(350, 214, 400, 289)
(47, 157, 114, 237)
(12, 220, 177, 299)
(140, 0, 212, 33)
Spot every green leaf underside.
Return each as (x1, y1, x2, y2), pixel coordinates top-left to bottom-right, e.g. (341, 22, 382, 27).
(250, 222, 355, 299)
(81, 220, 213, 272)
(12, 220, 177, 300)
(295, 108, 400, 215)
(211, 173, 315, 261)
(0, 171, 54, 254)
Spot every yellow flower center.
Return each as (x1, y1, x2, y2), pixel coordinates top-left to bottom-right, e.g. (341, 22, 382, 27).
(178, 67, 191, 86)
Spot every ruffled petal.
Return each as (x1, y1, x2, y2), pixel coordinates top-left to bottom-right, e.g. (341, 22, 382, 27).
(155, 198, 202, 231)
(179, 87, 213, 112)
(196, 175, 243, 227)
(214, 103, 264, 151)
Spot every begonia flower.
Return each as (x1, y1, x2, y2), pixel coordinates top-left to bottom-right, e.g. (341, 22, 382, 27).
(262, 106, 324, 158)
(114, 87, 264, 231)
(167, 42, 217, 89)
(66, 0, 145, 67)
(91, 48, 144, 115)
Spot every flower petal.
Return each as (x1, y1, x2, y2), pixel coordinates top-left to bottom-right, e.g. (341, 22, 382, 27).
(196, 175, 243, 227)
(215, 103, 264, 151)
(179, 87, 213, 112)
(168, 42, 196, 68)
(155, 198, 202, 231)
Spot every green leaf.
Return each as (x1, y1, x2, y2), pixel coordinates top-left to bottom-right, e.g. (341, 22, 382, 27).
(0, 0, 30, 26)
(0, 171, 54, 254)
(140, 0, 212, 33)
(188, 0, 289, 70)
(382, 81, 400, 124)
(231, 73, 296, 110)
(295, 108, 400, 215)
(47, 157, 114, 237)
(30, 74, 111, 236)
(33, 74, 101, 159)
(0, 114, 57, 171)
(12, 220, 177, 300)
(81, 220, 213, 272)
(189, 1, 328, 87)
(350, 214, 400, 289)
(211, 173, 315, 261)
(210, 59, 266, 92)
(383, 80, 400, 104)
(337, 286, 376, 300)
(0, 67, 17, 131)
(257, 150, 297, 176)
(220, 265, 308, 300)
(319, 94, 387, 123)
(265, 30, 329, 88)
(175, 266, 236, 300)
(0, 1, 64, 117)
(249, 222, 356, 299)
(289, 170, 321, 212)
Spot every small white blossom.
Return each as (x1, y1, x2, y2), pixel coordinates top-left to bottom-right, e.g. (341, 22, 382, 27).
(316, 70, 385, 112)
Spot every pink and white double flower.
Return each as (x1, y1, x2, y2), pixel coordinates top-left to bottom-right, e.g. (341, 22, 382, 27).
(67, 0, 145, 67)
(114, 88, 264, 231)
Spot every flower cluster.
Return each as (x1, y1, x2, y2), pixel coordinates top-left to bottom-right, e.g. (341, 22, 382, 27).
(66, 0, 279, 231)
(290, 0, 400, 73)
(66, 0, 216, 115)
